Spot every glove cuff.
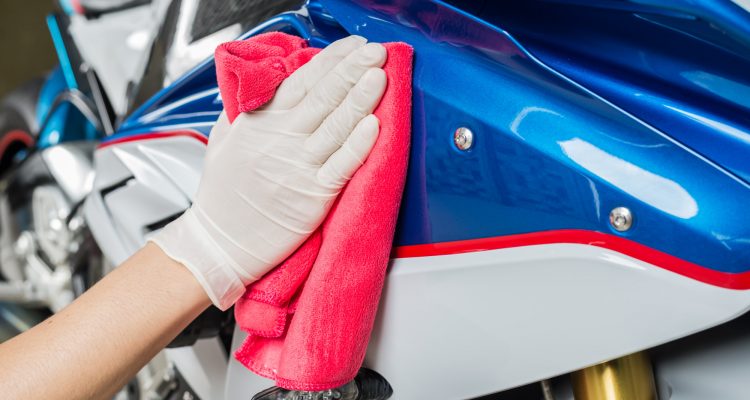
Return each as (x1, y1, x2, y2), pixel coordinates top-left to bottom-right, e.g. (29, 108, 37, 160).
(149, 208, 246, 310)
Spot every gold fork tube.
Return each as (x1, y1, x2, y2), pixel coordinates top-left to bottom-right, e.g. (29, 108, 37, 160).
(571, 352, 657, 400)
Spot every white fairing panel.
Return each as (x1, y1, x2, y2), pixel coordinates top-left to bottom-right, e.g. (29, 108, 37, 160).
(83, 136, 205, 265)
(225, 327, 276, 400)
(222, 243, 750, 399)
(166, 338, 229, 400)
(364, 245, 750, 400)
(69, 4, 158, 116)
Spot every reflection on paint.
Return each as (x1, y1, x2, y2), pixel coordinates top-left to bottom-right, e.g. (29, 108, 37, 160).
(681, 70, 750, 109)
(664, 105, 750, 146)
(48, 130, 60, 144)
(510, 106, 562, 140)
(559, 138, 698, 219)
(600, 252, 646, 272)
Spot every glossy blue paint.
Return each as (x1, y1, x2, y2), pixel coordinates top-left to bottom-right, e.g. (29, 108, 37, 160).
(46, 15, 78, 90)
(482, 0, 750, 185)
(37, 13, 104, 148)
(107, 0, 750, 275)
(38, 17, 78, 148)
(36, 67, 99, 148)
(36, 67, 67, 128)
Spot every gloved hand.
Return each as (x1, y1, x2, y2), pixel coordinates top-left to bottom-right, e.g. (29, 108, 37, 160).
(150, 36, 387, 310)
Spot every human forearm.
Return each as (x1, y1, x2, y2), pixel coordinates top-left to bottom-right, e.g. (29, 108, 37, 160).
(0, 243, 210, 400)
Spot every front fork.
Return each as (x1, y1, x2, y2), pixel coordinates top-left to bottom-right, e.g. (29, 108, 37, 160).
(570, 351, 658, 400)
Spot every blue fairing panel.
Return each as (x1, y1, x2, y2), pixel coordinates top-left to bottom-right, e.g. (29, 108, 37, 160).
(112, 0, 750, 275)
(483, 0, 750, 185)
(37, 67, 99, 148)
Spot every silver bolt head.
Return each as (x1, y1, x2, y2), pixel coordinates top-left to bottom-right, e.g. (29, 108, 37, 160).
(454, 127, 474, 151)
(609, 207, 633, 232)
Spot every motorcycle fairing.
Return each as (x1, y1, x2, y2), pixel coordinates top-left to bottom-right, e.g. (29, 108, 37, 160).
(105, 0, 750, 276)
(80, 0, 750, 398)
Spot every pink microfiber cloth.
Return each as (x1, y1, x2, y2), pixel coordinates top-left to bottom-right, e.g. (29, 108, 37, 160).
(214, 32, 413, 390)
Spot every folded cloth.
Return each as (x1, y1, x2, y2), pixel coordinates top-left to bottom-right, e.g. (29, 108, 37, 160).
(214, 32, 413, 390)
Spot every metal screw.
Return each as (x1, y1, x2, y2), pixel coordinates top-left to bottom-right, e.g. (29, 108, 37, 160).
(609, 207, 633, 232)
(453, 127, 474, 151)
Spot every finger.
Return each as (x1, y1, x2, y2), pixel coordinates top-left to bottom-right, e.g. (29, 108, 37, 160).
(305, 67, 386, 162)
(317, 114, 379, 188)
(293, 42, 386, 132)
(265, 35, 367, 111)
(207, 110, 231, 147)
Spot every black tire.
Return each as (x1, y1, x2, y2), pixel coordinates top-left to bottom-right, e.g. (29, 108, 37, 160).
(0, 78, 44, 175)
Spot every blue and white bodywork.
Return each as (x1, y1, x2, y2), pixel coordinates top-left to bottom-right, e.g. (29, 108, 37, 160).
(31, 0, 750, 398)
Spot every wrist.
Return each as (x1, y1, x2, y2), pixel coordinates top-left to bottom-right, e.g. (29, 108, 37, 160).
(140, 242, 212, 309)
(149, 208, 247, 310)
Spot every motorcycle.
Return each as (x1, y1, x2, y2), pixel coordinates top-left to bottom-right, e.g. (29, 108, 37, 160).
(1, 0, 750, 399)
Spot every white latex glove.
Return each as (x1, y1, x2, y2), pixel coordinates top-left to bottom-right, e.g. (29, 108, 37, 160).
(150, 36, 387, 310)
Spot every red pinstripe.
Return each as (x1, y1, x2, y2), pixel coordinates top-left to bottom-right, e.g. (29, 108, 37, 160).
(97, 130, 208, 149)
(99, 130, 749, 290)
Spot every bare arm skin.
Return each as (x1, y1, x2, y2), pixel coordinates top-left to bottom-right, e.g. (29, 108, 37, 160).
(0, 243, 211, 400)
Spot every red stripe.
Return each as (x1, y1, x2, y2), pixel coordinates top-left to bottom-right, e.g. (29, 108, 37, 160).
(393, 230, 750, 290)
(96, 131, 749, 290)
(97, 130, 208, 149)
(0, 129, 34, 158)
(71, 0, 85, 14)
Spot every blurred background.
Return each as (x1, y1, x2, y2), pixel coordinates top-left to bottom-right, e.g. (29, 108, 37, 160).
(0, 2, 57, 98)
(0, 2, 56, 341)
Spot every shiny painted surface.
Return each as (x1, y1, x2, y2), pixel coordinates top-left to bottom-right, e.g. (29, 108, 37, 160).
(82, 128, 750, 397)
(222, 242, 750, 399)
(35, 67, 98, 148)
(84, 135, 206, 265)
(38, 17, 96, 148)
(99, 129, 750, 288)
(363, 243, 750, 399)
(36, 68, 67, 129)
(103, 0, 750, 277)
(486, 0, 750, 185)
(393, 229, 750, 289)
(46, 15, 78, 90)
